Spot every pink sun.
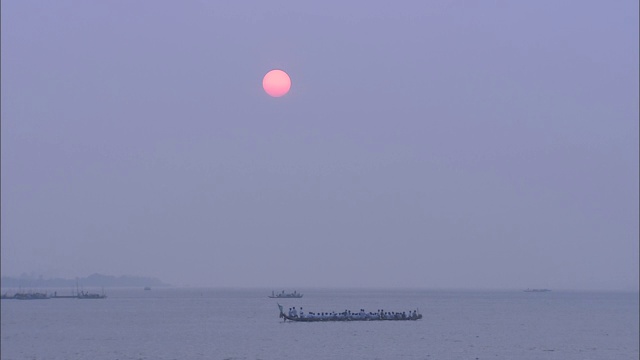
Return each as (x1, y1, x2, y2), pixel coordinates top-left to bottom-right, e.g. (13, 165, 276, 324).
(262, 69, 291, 97)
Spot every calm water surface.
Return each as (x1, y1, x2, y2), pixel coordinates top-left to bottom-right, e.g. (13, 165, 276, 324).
(1, 288, 638, 359)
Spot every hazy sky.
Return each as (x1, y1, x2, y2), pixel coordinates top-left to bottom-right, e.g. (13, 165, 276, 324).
(2, 1, 638, 290)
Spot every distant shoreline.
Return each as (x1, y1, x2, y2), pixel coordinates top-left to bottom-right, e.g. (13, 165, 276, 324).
(1, 273, 171, 288)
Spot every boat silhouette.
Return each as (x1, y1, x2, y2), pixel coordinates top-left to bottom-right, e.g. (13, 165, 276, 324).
(268, 290, 303, 298)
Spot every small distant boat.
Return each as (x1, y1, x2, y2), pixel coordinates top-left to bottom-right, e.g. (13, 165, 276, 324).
(278, 304, 422, 322)
(74, 281, 107, 299)
(524, 288, 551, 292)
(13, 292, 50, 300)
(77, 290, 107, 299)
(269, 290, 303, 298)
(144, 287, 151, 291)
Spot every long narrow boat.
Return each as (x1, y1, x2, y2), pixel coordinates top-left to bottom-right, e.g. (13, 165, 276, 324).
(278, 304, 422, 322)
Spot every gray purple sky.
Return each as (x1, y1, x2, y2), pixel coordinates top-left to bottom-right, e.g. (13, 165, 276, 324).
(2, 1, 638, 290)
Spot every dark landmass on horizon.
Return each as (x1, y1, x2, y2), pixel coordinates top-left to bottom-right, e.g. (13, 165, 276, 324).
(0, 273, 171, 288)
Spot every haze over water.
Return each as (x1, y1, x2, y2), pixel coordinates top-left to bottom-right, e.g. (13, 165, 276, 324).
(2, 0, 638, 292)
(2, 1, 637, 358)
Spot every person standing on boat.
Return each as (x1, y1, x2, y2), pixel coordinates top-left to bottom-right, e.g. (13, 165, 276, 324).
(292, 307, 298, 317)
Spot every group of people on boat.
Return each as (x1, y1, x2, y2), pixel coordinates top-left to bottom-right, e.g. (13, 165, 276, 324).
(286, 307, 419, 321)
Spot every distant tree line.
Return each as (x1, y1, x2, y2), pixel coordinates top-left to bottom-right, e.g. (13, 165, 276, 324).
(0, 273, 171, 288)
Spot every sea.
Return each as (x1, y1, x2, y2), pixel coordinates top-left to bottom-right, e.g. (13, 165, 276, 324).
(1, 288, 638, 360)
